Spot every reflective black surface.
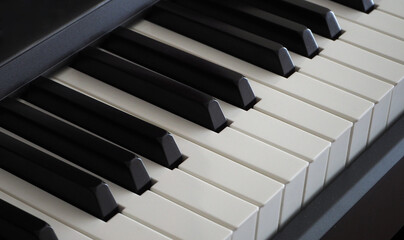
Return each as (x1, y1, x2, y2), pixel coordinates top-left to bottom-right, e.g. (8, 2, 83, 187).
(0, 0, 106, 66)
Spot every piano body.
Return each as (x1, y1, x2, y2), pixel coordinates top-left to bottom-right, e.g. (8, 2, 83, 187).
(0, 0, 403, 239)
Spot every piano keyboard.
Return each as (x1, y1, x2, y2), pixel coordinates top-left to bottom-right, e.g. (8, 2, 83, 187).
(1, 0, 403, 239)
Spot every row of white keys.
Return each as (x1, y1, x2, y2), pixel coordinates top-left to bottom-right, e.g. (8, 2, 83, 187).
(143, 164, 259, 240)
(219, 100, 330, 204)
(0, 169, 170, 240)
(337, 18, 404, 65)
(129, 21, 372, 162)
(0, 190, 91, 240)
(53, 67, 308, 227)
(107, 171, 235, 240)
(26, 105, 278, 240)
(308, 0, 404, 41)
(2, 128, 232, 240)
(63, 132, 278, 240)
(313, 34, 404, 126)
(375, 0, 404, 19)
(173, 135, 284, 239)
(327, 16, 404, 124)
(290, 52, 393, 144)
(250, 81, 352, 183)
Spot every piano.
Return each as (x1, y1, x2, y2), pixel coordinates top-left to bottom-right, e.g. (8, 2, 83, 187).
(0, 0, 403, 239)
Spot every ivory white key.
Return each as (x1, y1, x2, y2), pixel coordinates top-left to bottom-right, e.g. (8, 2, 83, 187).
(337, 18, 404, 65)
(105, 166, 233, 240)
(53, 67, 308, 226)
(220, 100, 330, 203)
(290, 52, 394, 143)
(83, 171, 234, 240)
(0, 191, 92, 240)
(0, 169, 171, 240)
(122, 191, 232, 240)
(0, 130, 231, 240)
(376, 0, 404, 19)
(248, 72, 373, 161)
(151, 169, 258, 240)
(250, 81, 352, 182)
(315, 35, 404, 126)
(129, 21, 372, 162)
(308, 0, 404, 41)
(173, 135, 284, 240)
(135, 157, 259, 240)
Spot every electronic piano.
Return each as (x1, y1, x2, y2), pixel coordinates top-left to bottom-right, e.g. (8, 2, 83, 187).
(0, 0, 403, 239)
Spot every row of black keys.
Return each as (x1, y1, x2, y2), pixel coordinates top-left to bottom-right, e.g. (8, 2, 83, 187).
(142, 0, 374, 76)
(0, 26, 253, 223)
(1, 6, 293, 227)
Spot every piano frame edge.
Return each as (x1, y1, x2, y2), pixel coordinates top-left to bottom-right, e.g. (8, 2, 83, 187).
(0, 0, 158, 101)
(272, 114, 404, 240)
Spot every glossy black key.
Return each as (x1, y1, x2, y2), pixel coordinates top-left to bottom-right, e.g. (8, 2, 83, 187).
(102, 27, 256, 109)
(0, 99, 151, 195)
(146, 1, 295, 76)
(71, 47, 227, 132)
(331, 0, 374, 13)
(0, 132, 119, 221)
(0, 199, 58, 240)
(173, 0, 318, 58)
(234, 0, 341, 39)
(22, 77, 182, 168)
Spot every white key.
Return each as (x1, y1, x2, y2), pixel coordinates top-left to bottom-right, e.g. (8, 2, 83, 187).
(174, 135, 284, 240)
(53, 67, 308, 226)
(316, 35, 404, 125)
(138, 159, 258, 240)
(152, 169, 258, 240)
(308, 0, 404, 41)
(220, 100, 330, 203)
(123, 191, 231, 240)
(376, 0, 404, 19)
(291, 53, 394, 143)
(0, 191, 92, 240)
(97, 168, 233, 240)
(337, 17, 404, 65)
(129, 21, 373, 162)
(0, 169, 171, 240)
(250, 82, 352, 181)
(249, 72, 373, 160)
(107, 177, 233, 240)
(130, 20, 352, 182)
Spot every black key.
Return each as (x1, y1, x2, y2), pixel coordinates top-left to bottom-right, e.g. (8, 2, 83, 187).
(234, 0, 341, 39)
(146, 1, 295, 77)
(71, 47, 227, 132)
(173, 0, 318, 58)
(0, 99, 151, 195)
(331, 0, 374, 13)
(0, 199, 58, 240)
(102, 27, 256, 109)
(22, 77, 182, 169)
(0, 132, 119, 221)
